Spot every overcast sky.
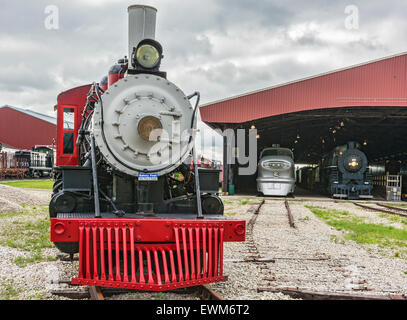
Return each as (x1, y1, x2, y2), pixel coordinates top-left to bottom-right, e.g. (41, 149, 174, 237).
(1, 0, 407, 160)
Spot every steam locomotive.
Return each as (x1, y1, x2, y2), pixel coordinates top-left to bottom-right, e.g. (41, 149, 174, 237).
(321, 141, 373, 199)
(49, 5, 245, 291)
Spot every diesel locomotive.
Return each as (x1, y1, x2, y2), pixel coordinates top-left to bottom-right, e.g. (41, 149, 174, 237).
(49, 5, 245, 291)
(256, 146, 295, 196)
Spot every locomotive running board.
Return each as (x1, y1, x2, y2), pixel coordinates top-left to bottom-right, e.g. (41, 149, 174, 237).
(359, 195, 374, 199)
(333, 194, 348, 199)
(51, 218, 245, 291)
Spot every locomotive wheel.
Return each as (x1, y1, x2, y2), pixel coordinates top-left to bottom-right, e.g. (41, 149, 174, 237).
(54, 241, 79, 255)
(52, 180, 63, 195)
(201, 194, 224, 215)
(49, 191, 77, 218)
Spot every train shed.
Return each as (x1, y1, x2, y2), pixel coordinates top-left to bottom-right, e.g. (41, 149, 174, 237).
(200, 52, 407, 194)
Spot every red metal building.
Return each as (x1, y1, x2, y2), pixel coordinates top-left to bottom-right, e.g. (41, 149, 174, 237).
(0, 105, 56, 150)
(200, 52, 407, 192)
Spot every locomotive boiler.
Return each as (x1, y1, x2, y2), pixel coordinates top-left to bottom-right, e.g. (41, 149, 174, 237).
(49, 5, 245, 291)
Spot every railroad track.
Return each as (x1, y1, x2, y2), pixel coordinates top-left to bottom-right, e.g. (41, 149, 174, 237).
(284, 199, 296, 228)
(353, 202, 407, 218)
(51, 284, 225, 300)
(257, 287, 407, 300)
(245, 199, 265, 259)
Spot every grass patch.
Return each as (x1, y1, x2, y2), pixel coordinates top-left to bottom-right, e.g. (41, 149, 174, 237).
(0, 205, 54, 267)
(330, 234, 345, 244)
(0, 179, 53, 190)
(28, 292, 45, 300)
(13, 254, 57, 268)
(0, 278, 21, 300)
(224, 212, 237, 217)
(385, 203, 407, 209)
(238, 198, 261, 205)
(306, 205, 407, 251)
(154, 293, 164, 300)
(238, 199, 249, 205)
(378, 213, 407, 227)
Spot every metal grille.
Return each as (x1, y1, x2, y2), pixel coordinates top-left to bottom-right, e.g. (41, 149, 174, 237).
(71, 223, 226, 291)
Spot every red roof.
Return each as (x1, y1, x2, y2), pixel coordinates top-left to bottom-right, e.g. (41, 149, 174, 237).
(200, 53, 407, 124)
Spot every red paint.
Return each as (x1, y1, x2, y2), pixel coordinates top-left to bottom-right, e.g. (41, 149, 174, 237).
(51, 218, 245, 243)
(56, 84, 91, 166)
(108, 73, 123, 87)
(0, 107, 56, 149)
(200, 53, 407, 124)
(51, 218, 245, 291)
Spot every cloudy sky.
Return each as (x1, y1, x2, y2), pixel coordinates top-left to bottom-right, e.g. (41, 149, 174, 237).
(1, 0, 407, 160)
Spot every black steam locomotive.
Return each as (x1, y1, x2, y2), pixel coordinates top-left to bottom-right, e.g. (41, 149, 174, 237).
(320, 141, 373, 199)
(49, 5, 245, 292)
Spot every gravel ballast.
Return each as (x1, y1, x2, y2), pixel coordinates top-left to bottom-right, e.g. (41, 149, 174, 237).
(207, 198, 407, 299)
(1, 185, 407, 300)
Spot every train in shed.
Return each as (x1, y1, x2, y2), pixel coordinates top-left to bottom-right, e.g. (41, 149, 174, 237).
(49, 5, 245, 292)
(257, 146, 295, 196)
(298, 141, 373, 200)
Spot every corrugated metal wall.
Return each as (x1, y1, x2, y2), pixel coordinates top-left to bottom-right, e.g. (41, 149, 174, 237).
(200, 54, 407, 124)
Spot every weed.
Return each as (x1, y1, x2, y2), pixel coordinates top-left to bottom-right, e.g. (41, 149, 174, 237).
(28, 292, 45, 300)
(0, 278, 21, 300)
(154, 293, 163, 300)
(0, 206, 54, 267)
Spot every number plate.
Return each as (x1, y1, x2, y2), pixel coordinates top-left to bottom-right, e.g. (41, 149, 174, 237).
(138, 173, 158, 181)
(266, 183, 281, 189)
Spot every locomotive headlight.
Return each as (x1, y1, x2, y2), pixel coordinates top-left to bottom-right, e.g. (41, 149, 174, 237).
(262, 161, 290, 170)
(349, 160, 359, 167)
(135, 39, 163, 69)
(136, 44, 160, 68)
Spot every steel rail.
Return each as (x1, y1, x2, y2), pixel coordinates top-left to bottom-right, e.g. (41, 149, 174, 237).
(257, 287, 407, 300)
(196, 285, 225, 300)
(353, 202, 407, 218)
(376, 203, 407, 214)
(284, 200, 296, 228)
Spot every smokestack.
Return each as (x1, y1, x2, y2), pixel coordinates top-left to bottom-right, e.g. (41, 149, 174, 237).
(128, 5, 157, 62)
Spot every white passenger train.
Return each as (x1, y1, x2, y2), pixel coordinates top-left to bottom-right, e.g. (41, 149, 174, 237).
(256, 147, 296, 196)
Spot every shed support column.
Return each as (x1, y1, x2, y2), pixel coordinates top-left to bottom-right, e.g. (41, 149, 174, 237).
(222, 135, 229, 193)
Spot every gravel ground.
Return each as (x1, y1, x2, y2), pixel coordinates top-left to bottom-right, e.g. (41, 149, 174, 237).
(1, 184, 407, 300)
(207, 198, 407, 299)
(0, 184, 50, 211)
